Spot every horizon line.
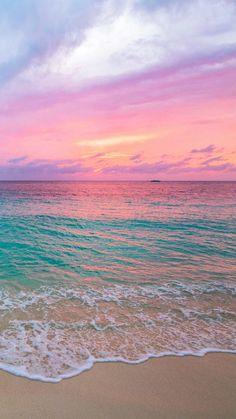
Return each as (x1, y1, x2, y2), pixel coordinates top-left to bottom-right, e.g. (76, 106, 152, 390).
(0, 179, 235, 182)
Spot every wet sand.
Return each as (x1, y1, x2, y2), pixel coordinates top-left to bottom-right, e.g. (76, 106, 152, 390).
(0, 353, 235, 419)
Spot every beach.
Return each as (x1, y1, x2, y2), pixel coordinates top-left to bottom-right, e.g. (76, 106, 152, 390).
(0, 353, 235, 419)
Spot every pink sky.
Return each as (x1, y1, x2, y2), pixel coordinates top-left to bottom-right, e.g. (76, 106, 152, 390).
(0, 0, 236, 180)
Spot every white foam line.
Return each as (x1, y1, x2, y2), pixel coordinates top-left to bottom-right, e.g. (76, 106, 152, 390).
(0, 348, 235, 383)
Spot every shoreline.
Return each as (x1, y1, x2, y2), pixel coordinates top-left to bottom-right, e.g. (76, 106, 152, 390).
(0, 348, 236, 383)
(0, 353, 235, 419)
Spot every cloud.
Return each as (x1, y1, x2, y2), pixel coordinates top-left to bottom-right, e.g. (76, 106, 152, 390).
(130, 153, 142, 162)
(4, 46, 236, 120)
(41, 0, 236, 85)
(0, 158, 92, 180)
(8, 155, 28, 164)
(0, 0, 105, 87)
(2, 0, 236, 96)
(0, 153, 235, 180)
(201, 162, 236, 172)
(201, 156, 223, 165)
(77, 135, 151, 148)
(101, 158, 186, 174)
(90, 153, 105, 159)
(191, 144, 216, 154)
(101, 156, 236, 176)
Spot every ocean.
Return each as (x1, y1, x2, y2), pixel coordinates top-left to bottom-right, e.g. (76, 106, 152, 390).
(0, 181, 235, 382)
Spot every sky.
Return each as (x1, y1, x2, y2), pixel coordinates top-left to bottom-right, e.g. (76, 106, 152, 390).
(0, 0, 236, 180)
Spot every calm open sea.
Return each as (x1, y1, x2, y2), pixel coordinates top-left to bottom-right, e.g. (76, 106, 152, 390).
(0, 181, 235, 381)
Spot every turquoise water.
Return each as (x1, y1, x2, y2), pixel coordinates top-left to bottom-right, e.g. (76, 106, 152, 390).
(0, 181, 235, 381)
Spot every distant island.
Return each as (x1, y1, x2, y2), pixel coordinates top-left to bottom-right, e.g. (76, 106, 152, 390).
(150, 180, 161, 183)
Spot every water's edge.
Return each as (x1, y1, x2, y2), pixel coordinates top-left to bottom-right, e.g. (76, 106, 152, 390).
(0, 348, 236, 383)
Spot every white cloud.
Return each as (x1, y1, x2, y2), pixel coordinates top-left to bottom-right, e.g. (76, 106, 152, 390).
(2, 0, 236, 96)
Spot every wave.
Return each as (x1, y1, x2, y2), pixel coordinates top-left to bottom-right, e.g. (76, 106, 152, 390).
(0, 281, 235, 382)
(0, 348, 235, 383)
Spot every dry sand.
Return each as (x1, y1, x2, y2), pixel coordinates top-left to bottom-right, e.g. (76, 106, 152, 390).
(0, 353, 235, 419)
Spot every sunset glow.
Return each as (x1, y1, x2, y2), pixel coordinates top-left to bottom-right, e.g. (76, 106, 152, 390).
(1, 0, 236, 180)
